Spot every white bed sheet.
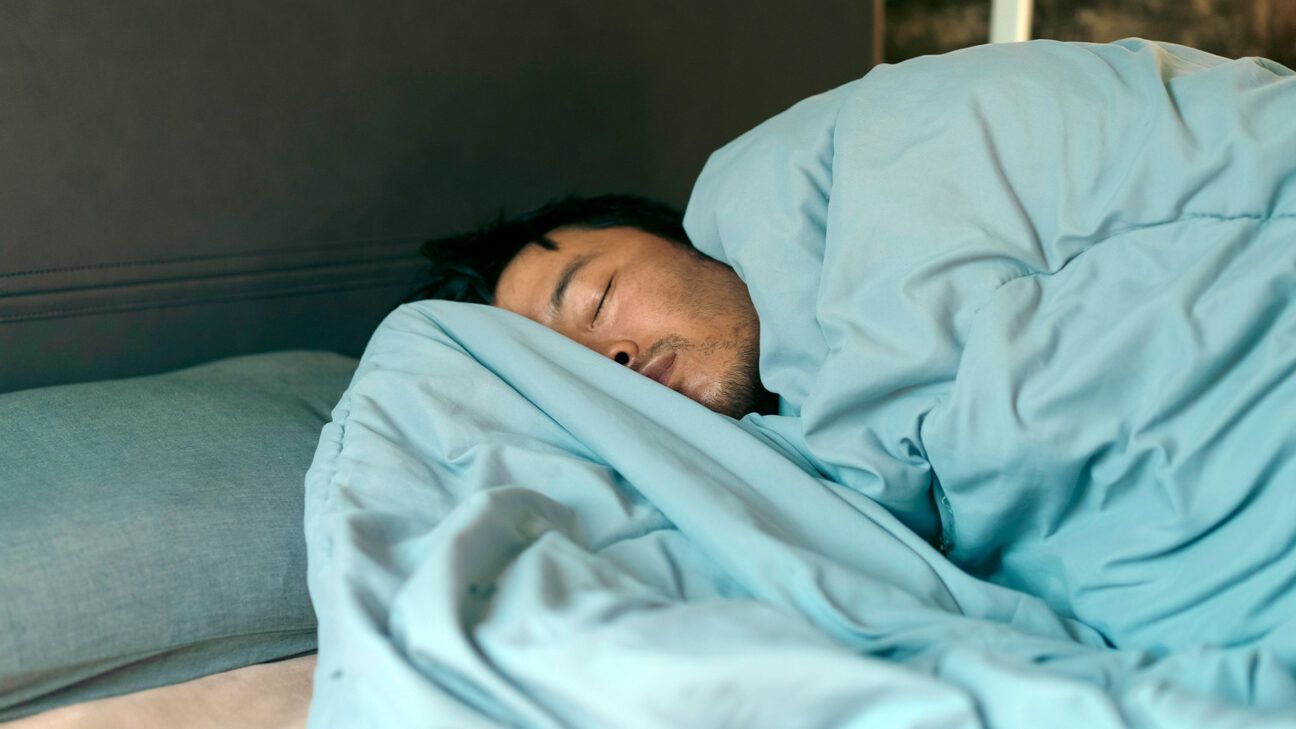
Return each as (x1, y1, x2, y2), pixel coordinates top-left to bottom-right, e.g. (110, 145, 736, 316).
(0, 656, 314, 729)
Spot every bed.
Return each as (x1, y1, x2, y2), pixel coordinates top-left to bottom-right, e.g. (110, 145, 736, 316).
(297, 36, 1296, 729)
(8, 5, 1296, 729)
(0, 1, 877, 725)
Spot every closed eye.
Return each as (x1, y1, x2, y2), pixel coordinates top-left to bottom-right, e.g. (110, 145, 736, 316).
(592, 277, 613, 323)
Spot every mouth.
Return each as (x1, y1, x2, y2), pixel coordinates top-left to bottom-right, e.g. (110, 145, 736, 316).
(638, 352, 677, 388)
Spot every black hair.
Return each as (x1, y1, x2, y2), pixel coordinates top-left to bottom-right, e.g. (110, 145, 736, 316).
(407, 194, 692, 305)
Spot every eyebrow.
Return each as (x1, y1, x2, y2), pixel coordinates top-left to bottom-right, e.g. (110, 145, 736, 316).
(547, 253, 596, 319)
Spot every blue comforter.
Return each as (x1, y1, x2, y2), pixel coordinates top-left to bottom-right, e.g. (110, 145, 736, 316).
(305, 40, 1296, 727)
(685, 37, 1296, 661)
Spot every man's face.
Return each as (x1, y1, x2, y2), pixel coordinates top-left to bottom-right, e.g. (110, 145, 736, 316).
(494, 226, 763, 418)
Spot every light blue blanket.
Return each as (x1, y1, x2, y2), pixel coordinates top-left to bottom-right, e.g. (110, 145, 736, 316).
(685, 37, 1296, 663)
(306, 40, 1296, 727)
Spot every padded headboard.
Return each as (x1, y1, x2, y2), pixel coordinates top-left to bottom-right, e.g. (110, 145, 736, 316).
(0, 1, 877, 392)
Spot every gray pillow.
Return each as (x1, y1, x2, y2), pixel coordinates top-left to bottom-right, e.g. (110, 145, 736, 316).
(0, 351, 356, 721)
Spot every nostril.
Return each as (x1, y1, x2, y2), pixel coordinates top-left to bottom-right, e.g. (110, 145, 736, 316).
(614, 352, 630, 366)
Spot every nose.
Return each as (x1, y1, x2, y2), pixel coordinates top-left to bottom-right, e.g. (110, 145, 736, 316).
(562, 326, 639, 368)
(599, 339, 638, 368)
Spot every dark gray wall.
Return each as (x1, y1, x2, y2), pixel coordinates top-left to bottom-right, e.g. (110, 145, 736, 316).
(0, 1, 876, 391)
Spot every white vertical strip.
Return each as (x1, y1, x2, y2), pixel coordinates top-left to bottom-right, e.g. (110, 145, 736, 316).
(989, 0, 1034, 43)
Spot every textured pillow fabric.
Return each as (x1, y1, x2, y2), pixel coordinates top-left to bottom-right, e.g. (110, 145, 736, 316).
(0, 351, 356, 721)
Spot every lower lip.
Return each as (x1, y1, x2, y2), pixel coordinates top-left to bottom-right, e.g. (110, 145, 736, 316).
(651, 353, 677, 387)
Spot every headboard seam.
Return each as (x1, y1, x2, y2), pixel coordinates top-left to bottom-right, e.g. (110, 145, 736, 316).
(0, 256, 419, 300)
(0, 276, 414, 324)
(0, 236, 425, 280)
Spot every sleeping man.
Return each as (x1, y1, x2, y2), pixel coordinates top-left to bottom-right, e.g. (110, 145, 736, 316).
(307, 38, 1296, 726)
(409, 195, 772, 419)
(408, 36, 1296, 660)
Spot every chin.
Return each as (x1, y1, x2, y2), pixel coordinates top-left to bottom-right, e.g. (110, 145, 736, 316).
(695, 387, 744, 419)
(685, 355, 762, 417)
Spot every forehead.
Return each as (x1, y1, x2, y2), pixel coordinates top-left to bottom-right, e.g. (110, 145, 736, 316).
(494, 226, 673, 321)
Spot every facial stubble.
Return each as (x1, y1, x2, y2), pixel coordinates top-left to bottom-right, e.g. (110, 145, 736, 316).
(657, 257, 764, 418)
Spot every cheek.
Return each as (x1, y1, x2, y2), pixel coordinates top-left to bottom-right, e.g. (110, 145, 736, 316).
(659, 267, 714, 319)
(616, 277, 679, 330)
(616, 261, 738, 342)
